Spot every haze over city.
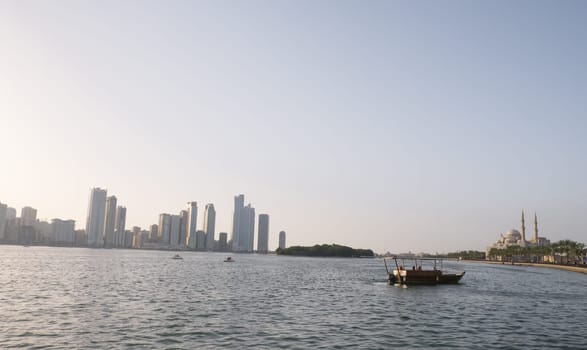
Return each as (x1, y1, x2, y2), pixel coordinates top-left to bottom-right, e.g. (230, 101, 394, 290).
(1, 1, 586, 253)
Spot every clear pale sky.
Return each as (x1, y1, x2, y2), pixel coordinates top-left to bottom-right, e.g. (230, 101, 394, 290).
(1, 1, 586, 253)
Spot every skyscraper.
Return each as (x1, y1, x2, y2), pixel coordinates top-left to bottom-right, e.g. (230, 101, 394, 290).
(103, 196, 117, 247)
(218, 232, 228, 251)
(179, 210, 188, 247)
(203, 203, 216, 251)
(86, 187, 107, 247)
(231, 194, 244, 251)
(170, 214, 181, 246)
(257, 214, 269, 253)
(20, 206, 37, 226)
(114, 206, 126, 247)
(158, 213, 171, 244)
(0, 202, 7, 240)
(279, 231, 286, 250)
(51, 219, 75, 244)
(196, 230, 206, 250)
(149, 224, 158, 241)
(239, 203, 255, 252)
(186, 202, 198, 249)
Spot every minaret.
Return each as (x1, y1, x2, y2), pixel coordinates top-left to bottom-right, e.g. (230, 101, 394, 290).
(534, 212, 539, 243)
(520, 210, 526, 246)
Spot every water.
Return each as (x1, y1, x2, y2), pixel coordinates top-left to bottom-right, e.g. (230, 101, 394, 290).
(0, 246, 586, 349)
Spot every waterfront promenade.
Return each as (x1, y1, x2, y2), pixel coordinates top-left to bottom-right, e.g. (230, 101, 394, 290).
(467, 260, 587, 274)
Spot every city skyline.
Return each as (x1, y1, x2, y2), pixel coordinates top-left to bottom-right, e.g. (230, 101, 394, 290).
(2, 1, 587, 252)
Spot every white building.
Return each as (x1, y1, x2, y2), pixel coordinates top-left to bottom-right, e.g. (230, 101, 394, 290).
(203, 203, 216, 251)
(170, 214, 181, 247)
(0, 202, 7, 240)
(486, 211, 551, 259)
(231, 195, 255, 252)
(186, 202, 198, 249)
(86, 188, 107, 247)
(279, 231, 286, 250)
(20, 206, 37, 226)
(51, 219, 75, 244)
(257, 214, 269, 253)
(103, 196, 117, 247)
(115, 206, 127, 247)
(158, 213, 171, 244)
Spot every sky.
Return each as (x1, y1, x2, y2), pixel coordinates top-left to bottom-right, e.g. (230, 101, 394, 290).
(1, 0, 586, 253)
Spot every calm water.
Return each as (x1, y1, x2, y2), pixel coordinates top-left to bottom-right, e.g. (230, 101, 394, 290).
(0, 246, 586, 349)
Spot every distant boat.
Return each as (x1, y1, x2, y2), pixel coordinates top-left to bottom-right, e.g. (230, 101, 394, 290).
(224, 256, 234, 263)
(171, 254, 183, 260)
(384, 256, 465, 286)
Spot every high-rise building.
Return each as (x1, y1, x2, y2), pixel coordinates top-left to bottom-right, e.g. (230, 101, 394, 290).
(179, 210, 188, 247)
(150, 224, 158, 241)
(158, 213, 171, 244)
(203, 204, 216, 251)
(279, 231, 286, 250)
(231, 194, 244, 251)
(186, 202, 198, 249)
(241, 204, 255, 252)
(20, 206, 37, 226)
(6, 207, 16, 221)
(114, 206, 126, 247)
(86, 187, 107, 247)
(218, 232, 228, 252)
(51, 219, 75, 244)
(257, 214, 269, 253)
(196, 230, 206, 251)
(170, 215, 181, 246)
(103, 196, 117, 247)
(0, 202, 7, 240)
(231, 195, 255, 252)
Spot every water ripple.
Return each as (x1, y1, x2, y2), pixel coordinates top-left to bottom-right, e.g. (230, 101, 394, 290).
(0, 247, 586, 349)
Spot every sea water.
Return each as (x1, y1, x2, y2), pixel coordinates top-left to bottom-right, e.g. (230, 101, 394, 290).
(0, 246, 585, 349)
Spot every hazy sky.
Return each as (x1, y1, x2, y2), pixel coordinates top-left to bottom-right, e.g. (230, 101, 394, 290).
(1, 0, 586, 253)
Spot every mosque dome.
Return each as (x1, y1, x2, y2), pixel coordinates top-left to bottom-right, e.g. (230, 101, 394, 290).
(504, 229, 522, 243)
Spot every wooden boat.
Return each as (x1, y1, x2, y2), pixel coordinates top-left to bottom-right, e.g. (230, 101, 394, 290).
(224, 256, 234, 263)
(384, 256, 465, 285)
(171, 254, 183, 260)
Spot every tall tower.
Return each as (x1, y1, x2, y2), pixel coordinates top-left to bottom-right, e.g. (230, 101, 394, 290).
(186, 202, 198, 249)
(231, 195, 244, 251)
(278, 231, 286, 250)
(179, 210, 188, 247)
(0, 202, 7, 240)
(170, 214, 181, 246)
(203, 204, 216, 251)
(257, 214, 269, 253)
(520, 210, 526, 245)
(103, 196, 117, 247)
(114, 206, 126, 247)
(86, 187, 107, 247)
(158, 213, 171, 244)
(534, 212, 539, 243)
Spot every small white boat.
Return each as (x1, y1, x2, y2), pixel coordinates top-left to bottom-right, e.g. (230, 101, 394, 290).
(224, 256, 234, 262)
(172, 254, 183, 260)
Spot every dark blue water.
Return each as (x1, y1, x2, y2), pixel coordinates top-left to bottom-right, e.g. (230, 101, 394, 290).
(0, 246, 585, 349)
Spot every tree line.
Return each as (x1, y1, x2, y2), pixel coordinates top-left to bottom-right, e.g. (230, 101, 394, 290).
(276, 244, 374, 257)
(487, 239, 586, 264)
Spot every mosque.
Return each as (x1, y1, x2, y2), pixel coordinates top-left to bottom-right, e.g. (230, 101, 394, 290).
(486, 211, 551, 258)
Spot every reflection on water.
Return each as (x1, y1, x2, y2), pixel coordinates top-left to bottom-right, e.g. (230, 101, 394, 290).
(0, 246, 585, 349)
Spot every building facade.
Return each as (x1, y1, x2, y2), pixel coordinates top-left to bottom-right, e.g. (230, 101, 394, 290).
(103, 196, 117, 247)
(257, 214, 269, 253)
(279, 230, 286, 250)
(186, 202, 198, 249)
(204, 203, 216, 251)
(86, 187, 107, 247)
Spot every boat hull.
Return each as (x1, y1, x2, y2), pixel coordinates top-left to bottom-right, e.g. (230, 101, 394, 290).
(388, 271, 465, 285)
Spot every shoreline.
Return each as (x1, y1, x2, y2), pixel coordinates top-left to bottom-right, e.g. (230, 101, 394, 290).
(464, 259, 587, 274)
